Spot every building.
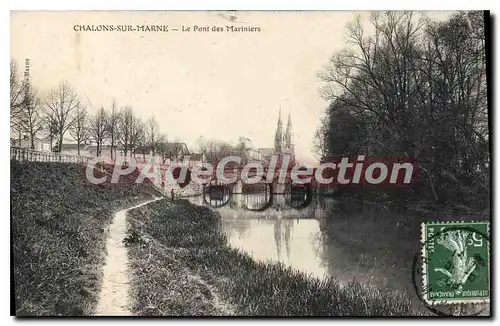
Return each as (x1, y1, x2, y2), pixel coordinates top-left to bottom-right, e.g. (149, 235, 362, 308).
(132, 142, 191, 163)
(259, 109, 295, 165)
(154, 142, 191, 163)
(59, 143, 92, 156)
(10, 135, 52, 152)
(275, 108, 294, 154)
(187, 153, 206, 168)
(89, 145, 118, 159)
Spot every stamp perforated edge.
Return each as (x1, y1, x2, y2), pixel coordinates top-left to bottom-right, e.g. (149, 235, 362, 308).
(420, 220, 490, 306)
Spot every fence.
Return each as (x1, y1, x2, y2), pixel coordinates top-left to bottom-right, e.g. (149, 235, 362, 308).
(10, 147, 90, 165)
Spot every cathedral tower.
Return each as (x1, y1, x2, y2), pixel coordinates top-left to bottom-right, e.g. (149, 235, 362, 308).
(274, 108, 285, 153)
(273, 109, 294, 155)
(284, 111, 294, 153)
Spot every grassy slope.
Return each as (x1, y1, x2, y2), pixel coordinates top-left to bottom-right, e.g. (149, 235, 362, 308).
(127, 199, 419, 316)
(11, 160, 158, 316)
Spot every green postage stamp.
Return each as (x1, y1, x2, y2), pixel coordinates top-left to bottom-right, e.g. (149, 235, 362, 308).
(420, 221, 490, 305)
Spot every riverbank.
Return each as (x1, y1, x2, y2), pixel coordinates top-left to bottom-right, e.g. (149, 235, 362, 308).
(11, 161, 159, 316)
(126, 199, 420, 316)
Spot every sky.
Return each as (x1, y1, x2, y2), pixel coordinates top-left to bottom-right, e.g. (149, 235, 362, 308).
(10, 11, 455, 164)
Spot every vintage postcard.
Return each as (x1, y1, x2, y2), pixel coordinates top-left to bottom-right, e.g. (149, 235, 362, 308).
(10, 10, 491, 317)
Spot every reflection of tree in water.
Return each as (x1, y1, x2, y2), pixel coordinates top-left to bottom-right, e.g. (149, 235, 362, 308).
(221, 217, 252, 240)
(284, 220, 292, 260)
(311, 230, 329, 270)
(307, 198, 347, 275)
(274, 195, 288, 211)
(234, 219, 251, 239)
(228, 192, 245, 209)
(274, 220, 282, 260)
(228, 196, 238, 209)
(273, 218, 295, 262)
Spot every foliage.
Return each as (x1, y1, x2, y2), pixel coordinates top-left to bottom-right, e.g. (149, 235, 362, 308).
(315, 11, 489, 210)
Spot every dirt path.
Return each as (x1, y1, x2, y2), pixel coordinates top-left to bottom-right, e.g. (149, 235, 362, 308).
(95, 197, 163, 316)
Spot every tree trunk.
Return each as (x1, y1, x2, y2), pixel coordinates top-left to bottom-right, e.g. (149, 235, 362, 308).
(30, 131, 35, 150)
(58, 134, 64, 153)
(111, 133, 114, 160)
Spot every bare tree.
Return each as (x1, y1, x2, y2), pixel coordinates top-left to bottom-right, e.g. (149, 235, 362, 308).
(10, 59, 27, 145)
(44, 81, 80, 152)
(318, 11, 489, 208)
(117, 106, 133, 157)
(117, 106, 143, 157)
(146, 116, 161, 156)
(17, 87, 44, 150)
(89, 107, 109, 157)
(155, 134, 169, 164)
(10, 60, 25, 121)
(133, 121, 147, 161)
(312, 119, 327, 161)
(236, 136, 252, 151)
(107, 99, 120, 160)
(69, 104, 90, 156)
(42, 114, 59, 152)
(196, 136, 235, 164)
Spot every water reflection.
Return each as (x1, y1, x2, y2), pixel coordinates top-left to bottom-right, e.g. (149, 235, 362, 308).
(220, 216, 328, 279)
(202, 185, 231, 207)
(189, 192, 335, 279)
(188, 191, 433, 313)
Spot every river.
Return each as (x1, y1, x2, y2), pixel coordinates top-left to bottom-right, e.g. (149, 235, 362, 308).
(187, 191, 411, 289)
(186, 190, 490, 316)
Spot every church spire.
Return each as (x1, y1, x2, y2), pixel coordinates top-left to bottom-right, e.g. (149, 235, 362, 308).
(285, 111, 293, 148)
(274, 108, 284, 152)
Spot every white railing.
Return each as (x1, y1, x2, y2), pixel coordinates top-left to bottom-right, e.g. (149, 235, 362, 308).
(10, 146, 90, 165)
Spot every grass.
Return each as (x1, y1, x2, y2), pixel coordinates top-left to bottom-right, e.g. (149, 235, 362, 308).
(126, 199, 419, 316)
(11, 160, 158, 316)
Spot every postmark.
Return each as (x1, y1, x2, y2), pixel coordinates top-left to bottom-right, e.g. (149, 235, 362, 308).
(420, 221, 490, 306)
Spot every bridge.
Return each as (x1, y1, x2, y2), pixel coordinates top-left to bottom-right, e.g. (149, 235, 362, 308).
(161, 164, 315, 196)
